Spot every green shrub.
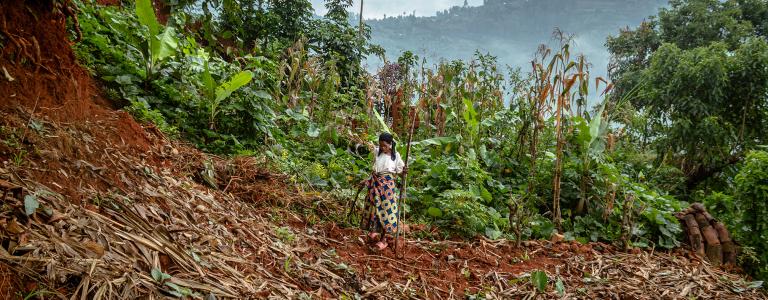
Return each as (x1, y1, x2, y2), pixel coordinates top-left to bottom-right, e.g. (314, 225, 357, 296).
(702, 192, 736, 223)
(126, 100, 177, 135)
(734, 150, 768, 279)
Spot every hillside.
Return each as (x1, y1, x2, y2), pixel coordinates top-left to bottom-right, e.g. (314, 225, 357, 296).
(367, 0, 667, 71)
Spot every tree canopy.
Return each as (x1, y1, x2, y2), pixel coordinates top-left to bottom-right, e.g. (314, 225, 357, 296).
(607, 0, 768, 192)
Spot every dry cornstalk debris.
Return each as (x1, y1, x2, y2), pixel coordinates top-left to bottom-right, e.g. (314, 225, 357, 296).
(0, 111, 763, 299)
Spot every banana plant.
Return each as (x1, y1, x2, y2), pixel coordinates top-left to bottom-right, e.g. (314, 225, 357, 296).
(573, 100, 610, 214)
(135, 0, 178, 82)
(373, 109, 392, 134)
(572, 77, 643, 215)
(201, 59, 254, 130)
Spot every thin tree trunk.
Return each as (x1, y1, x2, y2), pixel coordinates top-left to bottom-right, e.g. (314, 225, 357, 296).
(739, 98, 750, 148)
(358, 0, 364, 38)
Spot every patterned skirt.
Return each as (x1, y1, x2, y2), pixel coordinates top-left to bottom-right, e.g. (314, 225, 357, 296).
(364, 174, 399, 234)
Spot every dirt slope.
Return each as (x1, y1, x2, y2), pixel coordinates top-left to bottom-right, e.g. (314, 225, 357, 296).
(0, 1, 765, 299)
(0, 0, 117, 122)
(0, 111, 763, 299)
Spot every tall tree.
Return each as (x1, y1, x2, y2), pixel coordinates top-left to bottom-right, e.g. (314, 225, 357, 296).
(310, 0, 379, 88)
(215, 0, 313, 50)
(607, 0, 768, 192)
(269, 0, 314, 42)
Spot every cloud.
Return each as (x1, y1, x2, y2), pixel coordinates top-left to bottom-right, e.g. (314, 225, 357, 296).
(310, 0, 483, 19)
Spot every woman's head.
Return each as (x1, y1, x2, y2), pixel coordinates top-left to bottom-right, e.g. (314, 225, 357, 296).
(378, 133, 396, 161)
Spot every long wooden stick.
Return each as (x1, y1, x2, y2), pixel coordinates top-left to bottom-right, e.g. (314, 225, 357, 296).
(359, 173, 374, 231)
(395, 107, 417, 257)
(347, 184, 365, 225)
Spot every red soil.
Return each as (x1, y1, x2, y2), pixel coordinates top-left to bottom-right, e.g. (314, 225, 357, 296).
(301, 222, 605, 297)
(0, 0, 114, 122)
(0, 264, 20, 300)
(0, 0, 155, 202)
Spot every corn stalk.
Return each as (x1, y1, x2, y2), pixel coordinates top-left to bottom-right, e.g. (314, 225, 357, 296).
(525, 31, 589, 231)
(551, 49, 568, 231)
(550, 38, 588, 230)
(526, 45, 552, 197)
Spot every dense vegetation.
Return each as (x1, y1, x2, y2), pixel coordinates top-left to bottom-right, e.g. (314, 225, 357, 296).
(72, 0, 768, 280)
(607, 0, 768, 278)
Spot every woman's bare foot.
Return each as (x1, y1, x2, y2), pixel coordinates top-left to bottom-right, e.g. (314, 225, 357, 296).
(368, 232, 380, 240)
(376, 241, 388, 250)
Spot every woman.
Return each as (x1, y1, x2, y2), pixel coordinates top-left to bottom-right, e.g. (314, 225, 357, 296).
(361, 133, 406, 250)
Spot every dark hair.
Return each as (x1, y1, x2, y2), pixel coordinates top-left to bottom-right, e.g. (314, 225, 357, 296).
(378, 133, 396, 161)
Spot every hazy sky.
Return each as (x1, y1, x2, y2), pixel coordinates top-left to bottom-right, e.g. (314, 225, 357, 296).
(310, 0, 483, 19)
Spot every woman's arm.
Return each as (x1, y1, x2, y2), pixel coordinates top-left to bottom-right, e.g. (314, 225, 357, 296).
(395, 152, 406, 174)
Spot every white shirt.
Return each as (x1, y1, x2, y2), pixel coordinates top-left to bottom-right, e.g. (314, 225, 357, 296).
(373, 147, 405, 174)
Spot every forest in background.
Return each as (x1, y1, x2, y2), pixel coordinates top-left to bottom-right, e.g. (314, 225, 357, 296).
(365, 0, 667, 74)
(40, 0, 768, 283)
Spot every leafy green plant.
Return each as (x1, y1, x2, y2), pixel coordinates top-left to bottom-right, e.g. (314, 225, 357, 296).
(151, 268, 172, 283)
(275, 227, 296, 244)
(24, 194, 39, 216)
(126, 100, 178, 135)
(733, 151, 768, 279)
(135, 0, 178, 82)
(201, 59, 254, 130)
(151, 268, 198, 297)
(571, 99, 610, 215)
(19, 288, 54, 300)
(530, 270, 548, 293)
(555, 278, 565, 296)
(11, 150, 26, 167)
(462, 97, 480, 147)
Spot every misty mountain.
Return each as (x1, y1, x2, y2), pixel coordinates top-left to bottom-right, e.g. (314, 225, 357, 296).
(365, 0, 668, 75)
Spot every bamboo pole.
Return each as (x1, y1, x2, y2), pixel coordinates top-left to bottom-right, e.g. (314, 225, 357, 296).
(395, 107, 417, 258)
